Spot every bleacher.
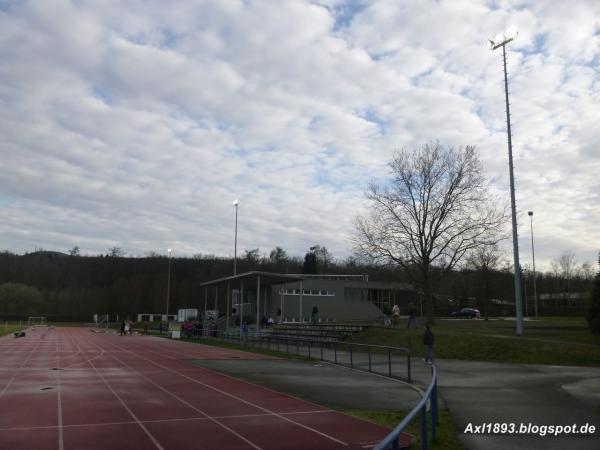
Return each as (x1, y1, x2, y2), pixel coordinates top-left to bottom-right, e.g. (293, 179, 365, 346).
(258, 323, 363, 344)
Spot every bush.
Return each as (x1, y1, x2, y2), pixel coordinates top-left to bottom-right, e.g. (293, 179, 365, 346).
(0, 282, 43, 315)
(586, 273, 600, 334)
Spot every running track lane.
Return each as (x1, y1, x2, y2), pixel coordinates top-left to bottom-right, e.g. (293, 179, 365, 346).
(0, 327, 411, 450)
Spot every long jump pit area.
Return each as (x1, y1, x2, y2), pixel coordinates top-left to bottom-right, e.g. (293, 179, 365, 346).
(0, 326, 415, 450)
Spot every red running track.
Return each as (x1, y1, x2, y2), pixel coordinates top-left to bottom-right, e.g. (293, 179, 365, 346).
(0, 327, 398, 450)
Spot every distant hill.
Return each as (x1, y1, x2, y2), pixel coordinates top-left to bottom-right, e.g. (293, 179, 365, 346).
(25, 250, 69, 259)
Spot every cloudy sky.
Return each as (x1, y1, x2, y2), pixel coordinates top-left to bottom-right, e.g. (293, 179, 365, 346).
(0, 0, 598, 270)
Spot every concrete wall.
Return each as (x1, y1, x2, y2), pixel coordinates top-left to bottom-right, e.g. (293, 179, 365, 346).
(269, 278, 414, 322)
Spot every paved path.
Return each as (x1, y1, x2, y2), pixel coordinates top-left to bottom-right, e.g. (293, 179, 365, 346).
(411, 359, 600, 450)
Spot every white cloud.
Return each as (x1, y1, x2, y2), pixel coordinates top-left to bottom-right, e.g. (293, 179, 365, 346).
(0, 0, 598, 271)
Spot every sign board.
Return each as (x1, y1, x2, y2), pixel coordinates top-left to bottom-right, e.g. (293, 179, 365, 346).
(206, 310, 219, 321)
(177, 308, 199, 322)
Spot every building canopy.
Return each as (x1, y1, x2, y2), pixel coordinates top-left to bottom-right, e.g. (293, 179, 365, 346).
(199, 271, 304, 290)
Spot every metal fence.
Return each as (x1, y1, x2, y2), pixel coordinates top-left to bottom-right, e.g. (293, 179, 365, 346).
(185, 329, 412, 383)
(180, 329, 440, 449)
(374, 364, 438, 450)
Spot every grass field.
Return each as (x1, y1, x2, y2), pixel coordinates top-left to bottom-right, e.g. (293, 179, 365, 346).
(348, 316, 600, 367)
(0, 323, 26, 337)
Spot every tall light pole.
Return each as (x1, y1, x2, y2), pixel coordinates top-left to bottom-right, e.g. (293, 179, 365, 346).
(233, 199, 239, 275)
(489, 27, 524, 335)
(166, 248, 172, 319)
(528, 211, 538, 317)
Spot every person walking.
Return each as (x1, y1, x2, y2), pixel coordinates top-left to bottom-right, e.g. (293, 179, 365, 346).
(422, 325, 434, 364)
(119, 319, 126, 336)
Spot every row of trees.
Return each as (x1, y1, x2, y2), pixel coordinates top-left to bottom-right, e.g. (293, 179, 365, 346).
(1, 143, 597, 330)
(0, 245, 595, 320)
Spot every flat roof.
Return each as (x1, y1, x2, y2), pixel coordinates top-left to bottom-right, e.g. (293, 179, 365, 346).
(199, 271, 305, 290)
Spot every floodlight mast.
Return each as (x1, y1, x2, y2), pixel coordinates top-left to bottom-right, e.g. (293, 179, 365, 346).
(233, 199, 239, 275)
(490, 29, 524, 335)
(166, 248, 172, 318)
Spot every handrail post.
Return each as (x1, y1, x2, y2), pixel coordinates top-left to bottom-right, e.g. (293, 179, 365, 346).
(407, 349, 412, 383)
(334, 342, 338, 364)
(432, 378, 438, 440)
(421, 405, 428, 450)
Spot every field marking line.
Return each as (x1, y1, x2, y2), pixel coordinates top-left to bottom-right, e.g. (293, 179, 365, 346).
(0, 328, 47, 400)
(64, 329, 164, 450)
(88, 333, 266, 450)
(56, 329, 64, 450)
(0, 409, 338, 432)
(108, 336, 349, 447)
(125, 339, 338, 414)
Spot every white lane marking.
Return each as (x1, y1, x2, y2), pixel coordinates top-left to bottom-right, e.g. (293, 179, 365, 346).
(56, 330, 64, 450)
(64, 329, 164, 450)
(108, 337, 349, 447)
(0, 330, 46, 399)
(0, 409, 339, 432)
(89, 335, 265, 450)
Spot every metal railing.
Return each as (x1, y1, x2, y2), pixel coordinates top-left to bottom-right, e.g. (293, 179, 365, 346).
(183, 329, 412, 383)
(374, 364, 438, 450)
(178, 328, 439, 449)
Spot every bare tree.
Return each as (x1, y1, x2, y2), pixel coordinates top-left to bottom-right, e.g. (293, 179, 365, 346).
(244, 248, 260, 264)
(579, 261, 595, 290)
(354, 142, 507, 322)
(554, 252, 577, 292)
(108, 247, 124, 258)
(467, 244, 505, 320)
(310, 245, 333, 267)
(269, 246, 288, 264)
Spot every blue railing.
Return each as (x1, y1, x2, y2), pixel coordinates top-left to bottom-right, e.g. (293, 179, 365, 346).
(374, 364, 438, 450)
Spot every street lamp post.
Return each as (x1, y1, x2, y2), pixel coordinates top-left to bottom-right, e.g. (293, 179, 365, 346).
(166, 248, 172, 319)
(233, 199, 239, 276)
(489, 28, 524, 335)
(528, 211, 538, 317)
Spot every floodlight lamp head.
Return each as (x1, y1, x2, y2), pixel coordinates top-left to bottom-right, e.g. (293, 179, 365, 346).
(233, 199, 239, 206)
(489, 27, 519, 50)
(528, 211, 533, 216)
(167, 248, 172, 254)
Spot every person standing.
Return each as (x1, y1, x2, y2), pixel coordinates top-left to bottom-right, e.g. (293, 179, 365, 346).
(392, 304, 400, 326)
(311, 305, 319, 324)
(422, 325, 434, 364)
(119, 319, 126, 336)
(407, 303, 418, 328)
(241, 321, 248, 345)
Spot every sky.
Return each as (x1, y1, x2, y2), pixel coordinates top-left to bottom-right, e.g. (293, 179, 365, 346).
(0, 0, 599, 271)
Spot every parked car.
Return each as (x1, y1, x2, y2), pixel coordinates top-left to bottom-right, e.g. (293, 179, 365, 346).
(451, 307, 481, 318)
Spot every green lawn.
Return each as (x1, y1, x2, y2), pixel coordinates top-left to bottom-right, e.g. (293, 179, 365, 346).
(0, 323, 25, 337)
(348, 317, 600, 367)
